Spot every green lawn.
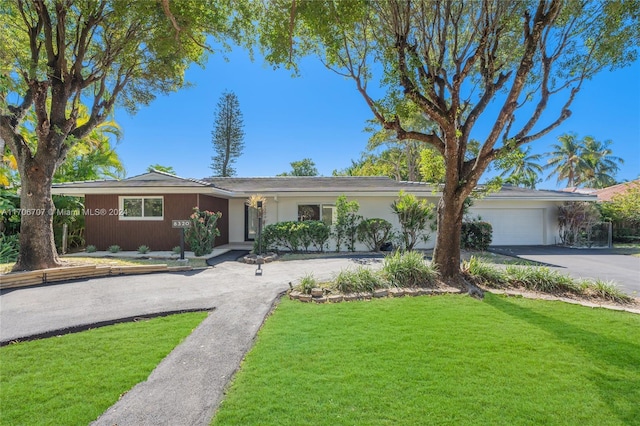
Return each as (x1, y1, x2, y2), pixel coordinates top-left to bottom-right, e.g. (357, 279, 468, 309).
(0, 312, 207, 425)
(213, 295, 640, 426)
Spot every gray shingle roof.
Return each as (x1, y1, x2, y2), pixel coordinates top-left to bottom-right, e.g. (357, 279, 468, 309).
(52, 171, 596, 201)
(203, 176, 434, 193)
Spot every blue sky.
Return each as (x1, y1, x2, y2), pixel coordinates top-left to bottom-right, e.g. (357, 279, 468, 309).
(114, 47, 639, 190)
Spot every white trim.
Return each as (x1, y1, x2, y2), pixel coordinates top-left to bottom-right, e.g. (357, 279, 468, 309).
(118, 196, 164, 221)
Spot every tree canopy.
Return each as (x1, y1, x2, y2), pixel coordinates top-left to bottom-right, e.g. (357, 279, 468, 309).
(256, 0, 639, 286)
(278, 158, 319, 176)
(211, 90, 245, 177)
(0, 0, 252, 270)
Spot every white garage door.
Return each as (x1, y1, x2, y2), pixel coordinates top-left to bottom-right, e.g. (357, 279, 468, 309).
(472, 209, 544, 246)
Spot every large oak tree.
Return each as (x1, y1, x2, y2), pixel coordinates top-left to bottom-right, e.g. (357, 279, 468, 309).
(0, 0, 250, 270)
(257, 0, 638, 293)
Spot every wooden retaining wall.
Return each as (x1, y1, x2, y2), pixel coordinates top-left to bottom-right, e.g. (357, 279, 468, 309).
(0, 264, 192, 290)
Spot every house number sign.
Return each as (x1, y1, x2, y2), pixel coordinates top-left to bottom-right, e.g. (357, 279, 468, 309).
(172, 220, 191, 228)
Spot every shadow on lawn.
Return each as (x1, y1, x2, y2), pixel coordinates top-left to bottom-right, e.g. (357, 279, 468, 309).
(485, 294, 640, 424)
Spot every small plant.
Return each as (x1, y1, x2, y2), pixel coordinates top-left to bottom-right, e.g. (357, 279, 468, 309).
(137, 245, 150, 254)
(505, 266, 579, 293)
(382, 250, 438, 288)
(108, 245, 121, 253)
(463, 256, 506, 288)
(186, 208, 222, 256)
(357, 218, 393, 251)
(461, 220, 493, 251)
(333, 267, 388, 293)
(172, 246, 182, 254)
(583, 279, 633, 304)
(85, 245, 97, 253)
(0, 233, 19, 263)
(298, 273, 318, 294)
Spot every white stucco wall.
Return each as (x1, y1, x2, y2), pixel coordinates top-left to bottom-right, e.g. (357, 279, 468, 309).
(228, 195, 563, 249)
(228, 194, 439, 250)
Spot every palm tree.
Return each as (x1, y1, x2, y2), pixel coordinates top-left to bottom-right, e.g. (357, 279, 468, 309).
(578, 137, 623, 188)
(545, 133, 585, 187)
(497, 146, 544, 189)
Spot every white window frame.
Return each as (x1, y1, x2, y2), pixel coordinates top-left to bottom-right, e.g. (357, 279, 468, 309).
(297, 203, 336, 225)
(119, 196, 164, 221)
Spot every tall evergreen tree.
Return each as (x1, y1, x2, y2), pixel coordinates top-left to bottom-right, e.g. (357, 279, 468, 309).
(211, 91, 245, 177)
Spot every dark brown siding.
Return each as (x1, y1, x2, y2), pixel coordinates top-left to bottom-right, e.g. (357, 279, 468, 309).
(198, 195, 229, 246)
(85, 194, 229, 251)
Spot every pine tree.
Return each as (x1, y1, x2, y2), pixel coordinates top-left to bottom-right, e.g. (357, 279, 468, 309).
(211, 91, 245, 177)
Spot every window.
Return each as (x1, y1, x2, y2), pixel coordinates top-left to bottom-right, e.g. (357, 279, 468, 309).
(120, 196, 163, 220)
(298, 204, 335, 226)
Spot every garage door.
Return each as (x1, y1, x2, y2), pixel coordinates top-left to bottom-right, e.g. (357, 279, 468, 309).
(471, 209, 544, 245)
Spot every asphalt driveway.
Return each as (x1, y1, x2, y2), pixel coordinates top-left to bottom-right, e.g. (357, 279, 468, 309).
(489, 246, 640, 297)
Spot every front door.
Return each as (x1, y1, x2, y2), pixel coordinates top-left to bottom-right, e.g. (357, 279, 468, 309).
(245, 204, 259, 241)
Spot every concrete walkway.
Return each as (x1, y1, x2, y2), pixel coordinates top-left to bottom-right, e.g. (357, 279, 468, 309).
(0, 256, 380, 425)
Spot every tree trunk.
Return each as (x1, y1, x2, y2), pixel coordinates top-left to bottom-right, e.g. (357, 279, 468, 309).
(432, 187, 484, 298)
(12, 157, 61, 271)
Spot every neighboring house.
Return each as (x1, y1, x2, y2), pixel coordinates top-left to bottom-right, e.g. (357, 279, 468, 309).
(594, 180, 640, 202)
(51, 170, 596, 251)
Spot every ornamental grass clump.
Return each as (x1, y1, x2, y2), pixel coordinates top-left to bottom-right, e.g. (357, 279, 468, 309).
(505, 265, 579, 293)
(582, 279, 633, 304)
(298, 273, 318, 295)
(463, 256, 507, 288)
(186, 208, 222, 257)
(333, 267, 388, 293)
(382, 250, 438, 288)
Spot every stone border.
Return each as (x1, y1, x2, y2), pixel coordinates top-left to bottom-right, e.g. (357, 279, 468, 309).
(289, 287, 459, 304)
(242, 253, 278, 264)
(288, 286, 640, 314)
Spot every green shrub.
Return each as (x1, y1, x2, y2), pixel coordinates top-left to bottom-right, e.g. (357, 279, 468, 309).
(85, 245, 97, 253)
(108, 245, 121, 253)
(357, 218, 393, 251)
(461, 221, 493, 251)
(260, 221, 331, 253)
(0, 233, 19, 263)
(172, 246, 182, 254)
(391, 191, 436, 251)
(382, 250, 438, 288)
(333, 267, 388, 293)
(462, 256, 507, 288)
(186, 208, 222, 256)
(137, 245, 150, 254)
(333, 195, 361, 252)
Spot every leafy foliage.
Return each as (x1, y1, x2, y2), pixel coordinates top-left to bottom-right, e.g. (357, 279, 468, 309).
(256, 0, 638, 279)
(391, 191, 436, 251)
(1, 0, 253, 270)
(546, 133, 623, 188)
(557, 201, 602, 247)
(382, 250, 438, 288)
(357, 218, 393, 252)
(261, 220, 331, 253)
(599, 182, 640, 241)
(211, 91, 245, 177)
(333, 195, 361, 252)
(0, 233, 19, 263)
(333, 267, 388, 293)
(460, 221, 493, 251)
(186, 208, 222, 256)
(277, 158, 319, 177)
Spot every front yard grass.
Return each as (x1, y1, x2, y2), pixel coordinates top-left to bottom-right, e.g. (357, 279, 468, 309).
(213, 295, 640, 426)
(0, 312, 207, 425)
